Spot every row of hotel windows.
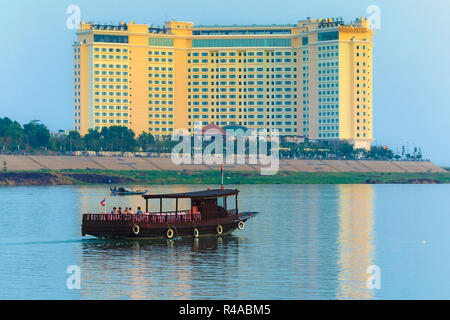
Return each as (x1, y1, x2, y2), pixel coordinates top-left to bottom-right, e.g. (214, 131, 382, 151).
(318, 61, 338, 67)
(148, 87, 173, 92)
(318, 45, 339, 51)
(189, 51, 295, 57)
(148, 66, 173, 71)
(94, 98, 129, 103)
(189, 114, 296, 119)
(189, 67, 297, 72)
(148, 114, 174, 119)
(148, 94, 173, 98)
(95, 85, 128, 89)
(94, 55, 128, 60)
(188, 80, 296, 86)
(148, 121, 174, 124)
(94, 63, 128, 69)
(148, 74, 173, 78)
(94, 78, 128, 82)
(318, 52, 339, 59)
(319, 90, 339, 96)
(318, 97, 339, 102)
(189, 101, 297, 106)
(94, 106, 129, 110)
(148, 58, 174, 63)
(188, 88, 292, 94)
(95, 112, 129, 117)
(95, 92, 129, 96)
(318, 69, 339, 75)
(189, 107, 297, 112)
(189, 58, 296, 64)
(318, 118, 339, 123)
(319, 104, 339, 110)
(148, 101, 174, 105)
(148, 107, 174, 111)
(318, 133, 339, 138)
(318, 76, 339, 82)
(189, 81, 296, 88)
(95, 119, 129, 124)
(94, 48, 128, 53)
(189, 94, 296, 99)
(318, 83, 338, 89)
(148, 81, 173, 86)
(188, 74, 296, 79)
(188, 88, 294, 94)
(148, 51, 173, 56)
(148, 127, 174, 132)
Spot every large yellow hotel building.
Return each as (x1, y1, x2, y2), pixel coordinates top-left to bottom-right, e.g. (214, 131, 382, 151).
(73, 17, 374, 149)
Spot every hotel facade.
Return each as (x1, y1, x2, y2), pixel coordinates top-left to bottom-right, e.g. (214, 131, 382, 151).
(73, 17, 374, 149)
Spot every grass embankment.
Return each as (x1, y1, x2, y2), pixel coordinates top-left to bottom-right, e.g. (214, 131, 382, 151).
(1, 169, 450, 185)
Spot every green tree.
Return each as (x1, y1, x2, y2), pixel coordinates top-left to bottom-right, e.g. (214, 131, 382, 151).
(84, 129, 102, 151)
(137, 132, 155, 151)
(100, 126, 136, 152)
(68, 130, 85, 151)
(0, 117, 26, 151)
(23, 120, 51, 150)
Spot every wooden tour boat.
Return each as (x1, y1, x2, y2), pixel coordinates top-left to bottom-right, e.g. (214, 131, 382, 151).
(82, 188, 259, 239)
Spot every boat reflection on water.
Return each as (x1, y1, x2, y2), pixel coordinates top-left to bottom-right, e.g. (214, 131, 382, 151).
(78, 236, 241, 299)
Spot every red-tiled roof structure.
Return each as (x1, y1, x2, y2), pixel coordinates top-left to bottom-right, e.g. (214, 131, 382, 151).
(201, 123, 227, 136)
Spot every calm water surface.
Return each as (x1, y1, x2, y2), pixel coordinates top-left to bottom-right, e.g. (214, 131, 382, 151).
(0, 184, 449, 299)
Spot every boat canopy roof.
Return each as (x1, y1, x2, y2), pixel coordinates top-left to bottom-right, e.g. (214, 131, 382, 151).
(142, 189, 239, 200)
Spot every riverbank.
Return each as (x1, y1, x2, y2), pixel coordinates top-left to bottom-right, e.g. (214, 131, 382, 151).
(0, 169, 449, 186)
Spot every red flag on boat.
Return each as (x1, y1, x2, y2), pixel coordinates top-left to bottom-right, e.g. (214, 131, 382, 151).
(100, 199, 106, 206)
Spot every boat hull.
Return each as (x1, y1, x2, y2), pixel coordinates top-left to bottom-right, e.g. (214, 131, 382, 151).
(82, 214, 253, 240)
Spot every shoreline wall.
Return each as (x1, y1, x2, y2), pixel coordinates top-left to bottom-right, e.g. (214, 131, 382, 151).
(0, 155, 445, 173)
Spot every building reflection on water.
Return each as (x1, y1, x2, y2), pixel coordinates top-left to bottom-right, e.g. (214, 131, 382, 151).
(337, 184, 375, 299)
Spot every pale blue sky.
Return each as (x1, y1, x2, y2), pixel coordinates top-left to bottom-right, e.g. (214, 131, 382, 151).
(0, 0, 449, 165)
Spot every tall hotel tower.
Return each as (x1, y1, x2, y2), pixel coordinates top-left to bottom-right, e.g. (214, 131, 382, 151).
(73, 17, 374, 149)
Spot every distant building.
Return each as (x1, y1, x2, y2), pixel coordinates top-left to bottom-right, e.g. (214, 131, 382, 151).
(74, 17, 373, 149)
(284, 136, 306, 144)
(201, 122, 227, 136)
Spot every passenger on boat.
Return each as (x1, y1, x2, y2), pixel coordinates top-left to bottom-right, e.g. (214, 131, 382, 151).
(111, 207, 117, 214)
(117, 207, 122, 214)
(124, 207, 129, 214)
(128, 207, 134, 214)
(136, 207, 143, 214)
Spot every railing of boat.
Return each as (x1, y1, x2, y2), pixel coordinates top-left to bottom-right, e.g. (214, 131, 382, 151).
(82, 211, 201, 223)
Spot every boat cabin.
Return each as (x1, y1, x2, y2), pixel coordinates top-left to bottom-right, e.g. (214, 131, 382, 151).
(142, 188, 239, 221)
(81, 188, 256, 239)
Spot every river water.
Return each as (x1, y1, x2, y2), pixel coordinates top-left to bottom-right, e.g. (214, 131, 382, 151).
(0, 184, 449, 299)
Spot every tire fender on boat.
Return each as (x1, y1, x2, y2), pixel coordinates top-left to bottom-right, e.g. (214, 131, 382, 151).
(216, 225, 223, 235)
(238, 220, 245, 230)
(132, 224, 140, 235)
(193, 228, 199, 238)
(166, 228, 174, 239)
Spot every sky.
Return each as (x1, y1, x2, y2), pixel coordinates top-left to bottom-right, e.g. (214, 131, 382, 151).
(0, 0, 449, 165)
